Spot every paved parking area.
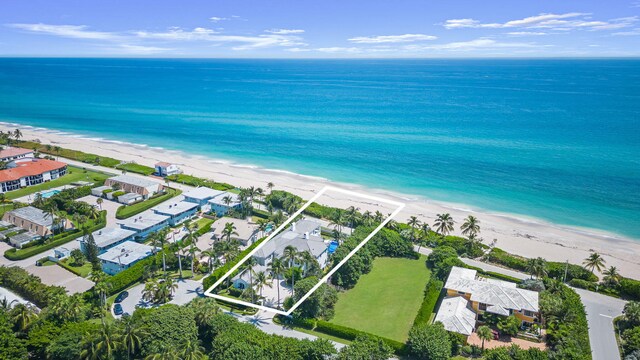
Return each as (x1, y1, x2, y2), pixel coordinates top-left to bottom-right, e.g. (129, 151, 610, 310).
(25, 264, 94, 294)
(113, 279, 203, 318)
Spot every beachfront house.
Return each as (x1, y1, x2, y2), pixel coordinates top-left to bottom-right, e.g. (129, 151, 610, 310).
(151, 201, 199, 226)
(208, 192, 242, 217)
(154, 162, 182, 177)
(435, 266, 540, 336)
(0, 147, 33, 163)
(232, 219, 328, 290)
(0, 158, 67, 193)
(182, 187, 225, 212)
(211, 217, 259, 247)
(104, 175, 161, 199)
(116, 210, 169, 241)
(78, 227, 137, 254)
(3, 206, 71, 242)
(98, 241, 157, 275)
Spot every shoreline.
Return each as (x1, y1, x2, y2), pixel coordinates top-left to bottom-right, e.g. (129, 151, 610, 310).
(3, 122, 640, 278)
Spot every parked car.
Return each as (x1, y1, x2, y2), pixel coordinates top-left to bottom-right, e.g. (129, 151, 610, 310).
(115, 291, 129, 303)
(113, 304, 123, 315)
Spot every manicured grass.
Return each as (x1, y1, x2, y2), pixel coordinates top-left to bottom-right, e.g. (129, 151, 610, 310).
(4, 165, 112, 200)
(330, 256, 431, 342)
(58, 259, 93, 277)
(0, 203, 14, 218)
(115, 163, 155, 176)
(115, 188, 181, 219)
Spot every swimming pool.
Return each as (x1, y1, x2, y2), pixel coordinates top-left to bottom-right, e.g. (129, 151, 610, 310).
(328, 241, 339, 254)
(40, 189, 61, 199)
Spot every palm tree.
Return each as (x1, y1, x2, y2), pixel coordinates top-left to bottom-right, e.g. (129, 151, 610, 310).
(361, 211, 374, 226)
(583, 252, 606, 274)
(434, 213, 455, 237)
(96, 197, 103, 210)
(181, 340, 207, 360)
(222, 222, 238, 242)
(222, 195, 232, 207)
(345, 206, 360, 234)
(13, 128, 22, 143)
(93, 278, 112, 309)
(145, 348, 180, 360)
(407, 216, 421, 243)
(53, 145, 61, 160)
(373, 210, 384, 223)
(245, 257, 257, 303)
(268, 258, 285, 308)
(476, 325, 493, 351)
(267, 182, 274, 194)
(418, 223, 431, 251)
(281, 245, 300, 295)
(11, 303, 36, 332)
(200, 249, 216, 274)
(298, 250, 316, 276)
(253, 271, 271, 302)
(330, 209, 346, 234)
(603, 266, 622, 286)
(460, 215, 481, 240)
(95, 321, 121, 360)
(119, 315, 147, 360)
(256, 218, 270, 238)
(526, 257, 548, 279)
(270, 210, 285, 226)
(190, 297, 220, 328)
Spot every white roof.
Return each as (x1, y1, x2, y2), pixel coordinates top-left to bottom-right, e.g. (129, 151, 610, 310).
(79, 227, 137, 249)
(152, 201, 198, 216)
(7, 206, 51, 227)
(254, 219, 326, 259)
(108, 175, 160, 188)
(118, 193, 142, 202)
(98, 241, 156, 266)
(212, 217, 257, 241)
(183, 187, 225, 201)
(92, 185, 112, 192)
(117, 211, 169, 231)
(434, 296, 477, 336)
(208, 192, 241, 207)
(445, 266, 539, 313)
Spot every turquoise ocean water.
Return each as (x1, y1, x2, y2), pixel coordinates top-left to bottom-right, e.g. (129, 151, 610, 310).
(0, 58, 638, 238)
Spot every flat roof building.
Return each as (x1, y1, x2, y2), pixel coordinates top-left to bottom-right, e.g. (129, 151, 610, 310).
(78, 227, 137, 253)
(104, 175, 161, 199)
(152, 201, 199, 226)
(116, 210, 169, 240)
(98, 241, 157, 275)
(2, 205, 70, 238)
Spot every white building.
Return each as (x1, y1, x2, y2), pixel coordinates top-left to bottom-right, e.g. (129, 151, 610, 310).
(0, 158, 67, 193)
(211, 217, 259, 247)
(78, 227, 137, 253)
(98, 241, 157, 275)
(151, 201, 199, 226)
(0, 147, 33, 162)
(154, 162, 182, 177)
(116, 210, 169, 240)
(104, 175, 162, 199)
(208, 192, 243, 217)
(182, 187, 225, 212)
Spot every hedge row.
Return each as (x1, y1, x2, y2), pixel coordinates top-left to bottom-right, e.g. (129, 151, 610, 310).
(115, 189, 181, 219)
(202, 236, 267, 291)
(0, 266, 66, 308)
(56, 260, 85, 277)
(106, 251, 162, 295)
(412, 277, 443, 327)
(115, 162, 155, 176)
(621, 278, 640, 300)
(165, 173, 234, 191)
(486, 248, 597, 282)
(314, 319, 407, 355)
(4, 212, 106, 260)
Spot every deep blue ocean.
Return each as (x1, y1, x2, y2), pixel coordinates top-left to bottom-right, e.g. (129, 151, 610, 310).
(0, 58, 638, 238)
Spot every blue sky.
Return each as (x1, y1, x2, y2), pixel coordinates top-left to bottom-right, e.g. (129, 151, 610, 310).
(1, 0, 639, 57)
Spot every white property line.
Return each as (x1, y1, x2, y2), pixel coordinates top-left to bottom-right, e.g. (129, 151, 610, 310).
(203, 185, 405, 316)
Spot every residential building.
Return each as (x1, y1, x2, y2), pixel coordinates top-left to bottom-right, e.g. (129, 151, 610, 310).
(0, 147, 33, 162)
(0, 158, 67, 193)
(9, 232, 40, 249)
(436, 266, 540, 336)
(91, 185, 112, 197)
(211, 217, 259, 247)
(116, 210, 169, 240)
(208, 192, 242, 217)
(151, 201, 199, 226)
(232, 219, 328, 290)
(2, 206, 70, 238)
(49, 246, 71, 262)
(78, 227, 137, 253)
(104, 175, 161, 199)
(183, 187, 225, 212)
(154, 162, 182, 177)
(98, 241, 157, 275)
(117, 193, 143, 205)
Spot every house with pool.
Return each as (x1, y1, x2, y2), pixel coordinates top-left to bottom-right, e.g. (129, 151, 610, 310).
(0, 158, 67, 193)
(151, 201, 199, 226)
(116, 210, 169, 241)
(232, 219, 337, 290)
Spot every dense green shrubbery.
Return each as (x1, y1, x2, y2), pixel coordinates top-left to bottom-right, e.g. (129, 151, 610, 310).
(314, 319, 407, 355)
(18, 140, 121, 167)
(133, 305, 198, 357)
(622, 278, 640, 300)
(437, 235, 486, 258)
(541, 279, 592, 359)
(487, 248, 598, 282)
(0, 266, 65, 307)
(412, 277, 443, 327)
(165, 173, 234, 191)
(4, 212, 106, 260)
(407, 322, 452, 360)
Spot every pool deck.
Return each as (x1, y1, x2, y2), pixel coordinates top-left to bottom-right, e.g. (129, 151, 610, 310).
(13, 185, 76, 204)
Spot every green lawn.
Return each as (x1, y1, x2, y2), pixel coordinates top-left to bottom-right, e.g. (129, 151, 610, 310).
(4, 165, 112, 200)
(115, 163, 155, 176)
(331, 256, 431, 342)
(58, 259, 93, 277)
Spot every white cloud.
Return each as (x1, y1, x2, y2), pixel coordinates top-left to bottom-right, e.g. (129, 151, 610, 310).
(315, 47, 362, 53)
(443, 13, 638, 32)
(266, 29, 305, 34)
(419, 38, 536, 51)
(106, 44, 172, 55)
(7, 23, 120, 40)
(209, 17, 228, 23)
(506, 31, 548, 36)
(348, 33, 437, 43)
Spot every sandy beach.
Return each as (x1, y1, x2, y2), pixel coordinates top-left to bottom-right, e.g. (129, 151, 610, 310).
(3, 123, 640, 279)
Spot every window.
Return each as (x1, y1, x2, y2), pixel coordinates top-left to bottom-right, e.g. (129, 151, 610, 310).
(524, 310, 535, 317)
(457, 291, 465, 295)
(479, 303, 487, 311)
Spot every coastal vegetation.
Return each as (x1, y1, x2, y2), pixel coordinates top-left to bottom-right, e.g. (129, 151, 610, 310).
(115, 188, 181, 219)
(115, 162, 155, 176)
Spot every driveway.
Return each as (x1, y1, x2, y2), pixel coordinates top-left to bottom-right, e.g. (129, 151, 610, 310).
(574, 288, 626, 360)
(78, 195, 120, 226)
(25, 263, 94, 294)
(114, 279, 203, 318)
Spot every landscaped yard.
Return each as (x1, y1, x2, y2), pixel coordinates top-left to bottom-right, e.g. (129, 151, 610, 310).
(115, 188, 181, 219)
(330, 255, 431, 342)
(4, 165, 112, 200)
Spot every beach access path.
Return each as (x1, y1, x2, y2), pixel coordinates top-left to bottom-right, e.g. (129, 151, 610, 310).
(414, 246, 625, 360)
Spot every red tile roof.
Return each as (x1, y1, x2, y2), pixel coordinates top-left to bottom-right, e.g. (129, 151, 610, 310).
(0, 147, 33, 159)
(0, 159, 67, 183)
